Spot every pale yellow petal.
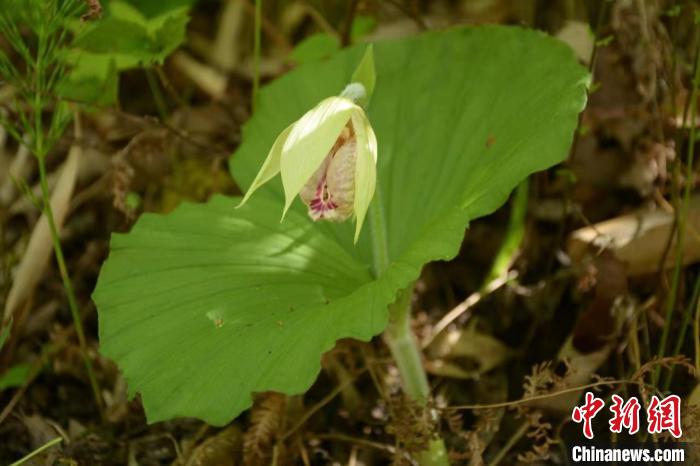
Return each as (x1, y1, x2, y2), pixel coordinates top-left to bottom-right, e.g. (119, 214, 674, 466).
(237, 123, 293, 207)
(280, 97, 356, 218)
(351, 109, 377, 243)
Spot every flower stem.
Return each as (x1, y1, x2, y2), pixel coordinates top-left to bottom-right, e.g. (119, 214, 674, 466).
(368, 147, 447, 465)
(385, 287, 429, 400)
(385, 287, 449, 466)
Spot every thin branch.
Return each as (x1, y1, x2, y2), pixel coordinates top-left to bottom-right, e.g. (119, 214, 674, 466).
(446, 379, 645, 411)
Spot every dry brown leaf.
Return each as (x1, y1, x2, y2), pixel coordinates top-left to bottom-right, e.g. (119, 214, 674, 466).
(243, 392, 286, 466)
(556, 21, 594, 64)
(426, 320, 512, 379)
(568, 195, 700, 276)
(180, 426, 243, 466)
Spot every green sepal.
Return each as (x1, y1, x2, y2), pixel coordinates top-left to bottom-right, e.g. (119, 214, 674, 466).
(350, 44, 375, 107)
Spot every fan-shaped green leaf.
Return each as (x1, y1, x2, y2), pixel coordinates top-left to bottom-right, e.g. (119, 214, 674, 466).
(94, 25, 588, 424)
(95, 195, 388, 424)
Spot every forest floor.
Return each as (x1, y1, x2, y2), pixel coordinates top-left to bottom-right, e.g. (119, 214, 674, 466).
(1, 1, 700, 465)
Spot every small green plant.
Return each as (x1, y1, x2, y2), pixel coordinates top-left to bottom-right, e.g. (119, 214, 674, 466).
(61, 0, 194, 106)
(0, 0, 194, 417)
(93, 25, 589, 462)
(0, 0, 103, 413)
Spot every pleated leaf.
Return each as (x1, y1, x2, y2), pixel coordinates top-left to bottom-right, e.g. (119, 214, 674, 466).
(94, 25, 589, 424)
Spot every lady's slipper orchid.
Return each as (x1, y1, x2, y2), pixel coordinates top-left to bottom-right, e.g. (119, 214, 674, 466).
(238, 48, 378, 243)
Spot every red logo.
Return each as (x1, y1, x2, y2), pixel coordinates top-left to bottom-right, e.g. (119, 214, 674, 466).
(572, 392, 606, 439)
(647, 395, 682, 438)
(572, 392, 683, 439)
(609, 395, 641, 435)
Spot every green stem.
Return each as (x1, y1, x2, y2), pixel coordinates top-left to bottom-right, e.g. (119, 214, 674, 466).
(663, 274, 700, 391)
(145, 68, 168, 120)
(252, 0, 262, 112)
(481, 179, 528, 288)
(385, 287, 430, 401)
(9, 437, 63, 466)
(654, 42, 700, 384)
(385, 288, 449, 466)
(369, 189, 448, 464)
(487, 421, 529, 466)
(26, 4, 104, 417)
(37, 155, 104, 419)
(1, 0, 102, 415)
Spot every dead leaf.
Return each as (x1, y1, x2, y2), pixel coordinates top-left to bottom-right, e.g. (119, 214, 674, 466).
(568, 195, 700, 275)
(174, 426, 243, 466)
(426, 321, 512, 379)
(556, 21, 594, 64)
(3, 144, 81, 321)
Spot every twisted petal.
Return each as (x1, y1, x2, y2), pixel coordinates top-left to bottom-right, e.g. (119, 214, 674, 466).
(280, 97, 357, 218)
(237, 123, 293, 207)
(351, 108, 377, 243)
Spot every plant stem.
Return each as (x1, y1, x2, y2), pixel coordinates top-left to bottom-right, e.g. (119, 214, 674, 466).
(487, 420, 529, 466)
(9, 437, 63, 466)
(1, 0, 102, 416)
(384, 287, 448, 466)
(145, 68, 168, 120)
(252, 0, 262, 112)
(482, 179, 528, 288)
(385, 287, 430, 401)
(369, 191, 448, 464)
(663, 274, 700, 391)
(26, 5, 104, 417)
(654, 42, 700, 384)
(37, 154, 104, 419)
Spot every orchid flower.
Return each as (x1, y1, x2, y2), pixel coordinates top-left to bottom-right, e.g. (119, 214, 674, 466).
(239, 46, 377, 243)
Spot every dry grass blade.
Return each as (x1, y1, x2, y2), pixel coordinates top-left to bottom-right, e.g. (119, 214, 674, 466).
(171, 51, 228, 100)
(423, 274, 511, 349)
(3, 143, 80, 321)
